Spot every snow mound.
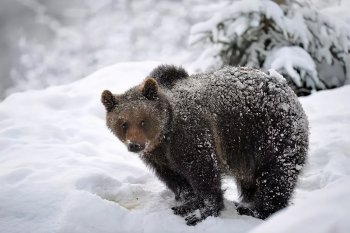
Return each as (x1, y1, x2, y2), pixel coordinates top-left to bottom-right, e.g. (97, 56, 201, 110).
(0, 62, 350, 233)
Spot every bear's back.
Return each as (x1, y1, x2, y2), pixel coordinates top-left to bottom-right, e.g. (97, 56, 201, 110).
(167, 66, 301, 118)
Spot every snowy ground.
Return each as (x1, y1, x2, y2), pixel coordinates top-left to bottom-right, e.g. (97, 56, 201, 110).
(0, 62, 349, 233)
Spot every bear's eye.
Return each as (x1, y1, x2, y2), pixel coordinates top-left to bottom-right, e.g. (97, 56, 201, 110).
(140, 120, 145, 128)
(121, 122, 128, 132)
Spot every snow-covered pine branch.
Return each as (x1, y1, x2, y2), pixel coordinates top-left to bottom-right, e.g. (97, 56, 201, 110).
(189, 0, 350, 96)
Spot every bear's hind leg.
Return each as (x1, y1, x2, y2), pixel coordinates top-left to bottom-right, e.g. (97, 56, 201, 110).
(251, 168, 295, 219)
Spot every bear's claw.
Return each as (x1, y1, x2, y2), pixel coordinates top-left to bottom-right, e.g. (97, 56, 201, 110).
(185, 214, 202, 226)
(236, 205, 255, 217)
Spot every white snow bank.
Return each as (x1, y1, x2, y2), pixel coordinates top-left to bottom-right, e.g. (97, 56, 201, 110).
(0, 62, 349, 233)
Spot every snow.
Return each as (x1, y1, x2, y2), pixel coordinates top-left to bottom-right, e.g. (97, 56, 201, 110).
(264, 46, 323, 89)
(267, 69, 286, 84)
(6, 0, 226, 100)
(1, 62, 350, 232)
(190, 0, 284, 34)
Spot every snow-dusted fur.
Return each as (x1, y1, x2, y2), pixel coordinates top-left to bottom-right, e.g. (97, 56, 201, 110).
(101, 65, 309, 225)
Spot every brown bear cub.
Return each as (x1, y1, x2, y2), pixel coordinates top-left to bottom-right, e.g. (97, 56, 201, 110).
(101, 65, 309, 225)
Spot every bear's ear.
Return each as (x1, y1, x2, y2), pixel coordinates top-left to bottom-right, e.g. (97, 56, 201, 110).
(142, 78, 158, 100)
(101, 90, 117, 112)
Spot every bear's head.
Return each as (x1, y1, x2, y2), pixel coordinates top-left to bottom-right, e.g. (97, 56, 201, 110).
(101, 78, 171, 154)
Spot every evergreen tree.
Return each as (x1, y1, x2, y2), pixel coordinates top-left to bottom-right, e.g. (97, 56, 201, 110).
(189, 0, 350, 95)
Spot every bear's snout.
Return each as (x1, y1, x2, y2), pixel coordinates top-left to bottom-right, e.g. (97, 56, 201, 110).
(127, 141, 145, 153)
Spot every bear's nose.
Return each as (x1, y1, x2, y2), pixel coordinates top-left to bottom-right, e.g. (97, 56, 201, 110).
(127, 142, 145, 153)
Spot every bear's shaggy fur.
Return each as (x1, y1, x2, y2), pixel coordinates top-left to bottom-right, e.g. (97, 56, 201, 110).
(101, 65, 309, 225)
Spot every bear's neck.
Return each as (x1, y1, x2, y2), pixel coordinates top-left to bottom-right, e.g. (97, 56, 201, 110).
(140, 99, 173, 165)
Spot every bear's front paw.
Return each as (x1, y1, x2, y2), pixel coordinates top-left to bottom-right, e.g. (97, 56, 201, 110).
(172, 204, 196, 217)
(236, 206, 254, 216)
(185, 212, 202, 226)
(235, 201, 257, 217)
(172, 196, 202, 216)
(184, 204, 222, 226)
